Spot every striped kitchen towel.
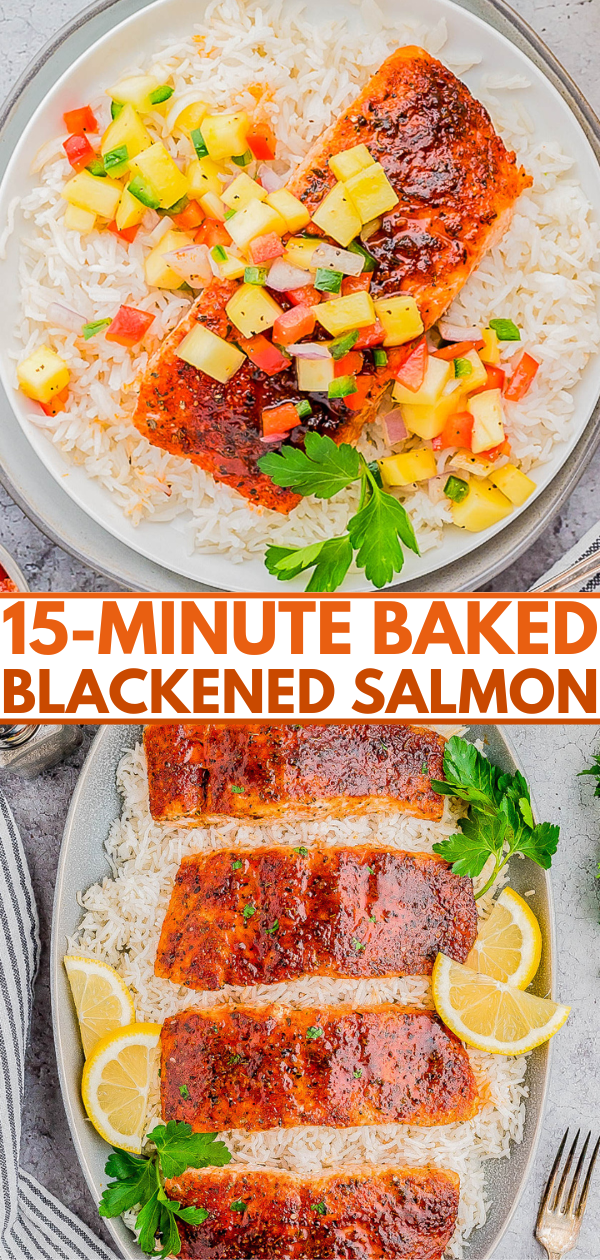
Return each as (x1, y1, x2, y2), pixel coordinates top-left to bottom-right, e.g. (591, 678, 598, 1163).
(0, 790, 117, 1260)
(531, 519, 600, 592)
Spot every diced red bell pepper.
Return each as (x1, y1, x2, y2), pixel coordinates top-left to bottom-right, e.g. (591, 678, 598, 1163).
(272, 304, 316, 346)
(433, 338, 484, 360)
(247, 122, 277, 161)
(240, 333, 290, 376)
(63, 105, 98, 134)
(285, 284, 321, 306)
(433, 411, 474, 451)
(503, 351, 539, 402)
(341, 274, 372, 296)
(171, 200, 205, 230)
(63, 133, 96, 172)
(480, 439, 512, 461)
(344, 374, 373, 411)
(334, 350, 364, 377)
(470, 363, 506, 395)
(39, 386, 69, 417)
(107, 220, 140, 244)
(194, 220, 232, 249)
(105, 305, 155, 347)
(262, 401, 299, 437)
(354, 320, 385, 350)
(248, 233, 285, 264)
(395, 338, 428, 392)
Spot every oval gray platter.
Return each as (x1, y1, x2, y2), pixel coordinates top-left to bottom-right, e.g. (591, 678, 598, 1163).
(0, 0, 600, 592)
(51, 722, 555, 1259)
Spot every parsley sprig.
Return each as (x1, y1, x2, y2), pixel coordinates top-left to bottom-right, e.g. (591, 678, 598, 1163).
(578, 750, 600, 797)
(258, 432, 419, 591)
(431, 736, 560, 899)
(99, 1122, 231, 1256)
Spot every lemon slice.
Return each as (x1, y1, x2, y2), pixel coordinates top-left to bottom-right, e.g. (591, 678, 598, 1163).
(432, 954, 569, 1055)
(81, 1022, 161, 1152)
(64, 955, 136, 1056)
(466, 888, 542, 989)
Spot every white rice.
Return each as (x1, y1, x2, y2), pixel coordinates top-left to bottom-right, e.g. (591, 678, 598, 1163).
(72, 742, 527, 1258)
(8, 0, 600, 573)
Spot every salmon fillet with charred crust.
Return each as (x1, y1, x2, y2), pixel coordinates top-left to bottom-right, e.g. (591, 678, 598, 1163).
(160, 1004, 480, 1131)
(133, 46, 530, 513)
(155, 845, 477, 990)
(166, 1164, 461, 1259)
(144, 722, 446, 824)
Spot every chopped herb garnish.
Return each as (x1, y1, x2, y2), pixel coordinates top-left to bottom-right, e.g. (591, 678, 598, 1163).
(244, 265, 268, 286)
(212, 245, 228, 263)
(353, 1068, 362, 1079)
(347, 239, 376, 272)
(242, 904, 255, 919)
(231, 859, 242, 870)
(231, 1200, 247, 1213)
(315, 267, 343, 294)
(110, 100, 124, 120)
(454, 357, 473, 378)
(232, 149, 253, 167)
(224, 208, 237, 220)
(149, 85, 174, 105)
(328, 375, 358, 400)
(351, 938, 365, 952)
(85, 157, 106, 178)
(128, 175, 160, 208)
(229, 1054, 245, 1066)
(191, 127, 209, 159)
(294, 846, 309, 856)
(328, 329, 359, 360)
(488, 317, 520, 342)
(311, 1201, 327, 1215)
(295, 399, 312, 419)
(265, 919, 279, 935)
(421, 761, 428, 773)
(369, 914, 376, 923)
(373, 348, 388, 366)
(367, 865, 375, 875)
(578, 751, 600, 797)
(230, 784, 245, 793)
(306, 1026, 323, 1039)
(103, 144, 128, 173)
(81, 318, 111, 341)
(443, 475, 469, 504)
(179, 1084, 190, 1100)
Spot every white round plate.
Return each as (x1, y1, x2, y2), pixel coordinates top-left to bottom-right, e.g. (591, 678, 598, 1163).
(1, 0, 599, 591)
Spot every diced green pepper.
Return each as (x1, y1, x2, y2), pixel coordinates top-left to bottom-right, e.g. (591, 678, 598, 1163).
(149, 85, 174, 105)
(127, 175, 160, 208)
(157, 194, 189, 216)
(444, 475, 470, 503)
(488, 317, 520, 341)
(232, 149, 253, 167)
(295, 399, 312, 419)
(328, 375, 358, 399)
(244, 266, 268, 286)
(347, 239, 376, 272)
(224, 208, 237, 220)
(373, 348, 388, 366)
(103, 144, 128, 175)
(85, 157, 106, 178)
(110, 100, 124, 120)
(328, 329, 359, 359)
(81, 318, 111, 341)
(191, 127, 209, 159)
(454, 357, 473, 378)
(315, 268, 343, 294)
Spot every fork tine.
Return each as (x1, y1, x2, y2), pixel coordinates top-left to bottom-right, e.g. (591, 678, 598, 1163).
(539, 1129, 569, 1218)
(553, 1130, 581, 1211)
(576, 1135, 600, 1217)
(565, 1132, 590, 1214)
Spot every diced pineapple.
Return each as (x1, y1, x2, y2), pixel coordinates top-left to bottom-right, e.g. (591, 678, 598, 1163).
(344, 162, 398, 224)
(480, 326, 500, 365)
(296, 356, 334, 393)
(226, 199, 286, 251)
(314, 291, 375, 336)
(459, 349, 488, 393)
(176, 323, 245, 382)
(115, 186, 147, 231)
(128, 143, 189, 209)
(265, 188, 310, 233)
(100, 105, 152, 172)
(226, 283, 283, 338)
(199, 191, 226, 221)
(283, 237, 320, 269)
(393, 356, 451, 406)
(108, 75, 160, 111)
(217, 248, 247, 280)
(222, 172, 266, 212)
(450, 477, 512, 531)
(401, 392, 459, 441)
(186, 157, 225, 199)
(379, 448, 437, 487)
(312, 181, 362, 248)
(17, 345, 70, 404)
(469, 388, 505, 453)
(328, 144, 374, 183)
(64, 204, 96, 233)
(374, 295, 424, 347)
(451, 450, 495, 478)
(144, 229, 192, 288)
(488, 463, 536, 506)
(62, 170, 123, 220)
(201, 111, 250, 160)
(175, 100, 209, 134)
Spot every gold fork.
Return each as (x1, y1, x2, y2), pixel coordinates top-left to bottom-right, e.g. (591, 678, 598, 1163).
(536, 1129, 600, 1258)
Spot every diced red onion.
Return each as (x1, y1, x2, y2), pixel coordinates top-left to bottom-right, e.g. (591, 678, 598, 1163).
(47, 302, 83, 333)
(142, 209, 161, 233)
(260, 431, 288, 443)
(311, 243, 363, 276)
(438, 320, 483, 342)
(381, 408, 407, 444)
(267, 259, 313, 291)
(162, 245, 213, 287)
(258, 164, 284, 192)
(288, 342, 332, 360)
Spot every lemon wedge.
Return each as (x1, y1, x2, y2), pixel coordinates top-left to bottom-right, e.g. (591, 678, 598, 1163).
(432, 954, 569, 1055)
(64, 955, 136, 1056)
(466, 888, 542, 989)
(81, 1022, 161, 1152)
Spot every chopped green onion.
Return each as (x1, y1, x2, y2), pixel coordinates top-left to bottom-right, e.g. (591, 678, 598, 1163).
(311, 1202, 327, 1215)
(110, 100, 124, 120)
(179, 1083, 190, 1099)
(244, 265, 268, 286)
(149, 85, 174, 105)
(230, 783, 244, 793)
(373, 348, 388, 367)
(306, 1026, 323, 1039)
(212, 244, 228, 263)
(295, 399, 312, 419)
(265, 919, 279, 935)
(231, 859, 242, 870)
(81, 318, 111, 341)
(488, 317, 520, 341)
(347, 239, 376, 272)
(224, 208, 237, 220)
(242, 903, 255, 919)
(127, 175, 160, 208)
(353, 1068, 362, 1079)
(232, 149, 253, 167)
(328, 329, 359, 360)
(454, 357, 473, 378)
(352, 937, 366, 952)
(294, 846, 308, 856)
(231, 1201, 247, 1213)
(191, 127, 209, 159)
(103, 144, 128, 173)
(444, 475, 469, 503)
(315, 267, 343, 294)
(85, 157, 106, 178)
(328, 375, 358, 400)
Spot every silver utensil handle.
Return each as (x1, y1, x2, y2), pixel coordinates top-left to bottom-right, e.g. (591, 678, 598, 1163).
(531, 550, 600, 593)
